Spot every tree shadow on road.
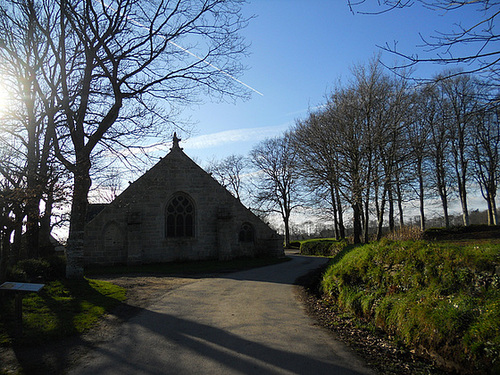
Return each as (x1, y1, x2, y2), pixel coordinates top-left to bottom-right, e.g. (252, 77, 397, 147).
(71, 307, 369, 375)
(219, 254, 330, 286)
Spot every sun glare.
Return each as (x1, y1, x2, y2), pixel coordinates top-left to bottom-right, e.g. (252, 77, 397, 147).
(0, 82, 11, 118)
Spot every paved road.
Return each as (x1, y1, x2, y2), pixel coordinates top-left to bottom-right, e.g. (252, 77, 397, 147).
(69, 255, 373, 375)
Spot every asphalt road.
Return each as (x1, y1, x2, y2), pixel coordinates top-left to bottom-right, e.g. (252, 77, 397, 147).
(69, 255, 374, 375)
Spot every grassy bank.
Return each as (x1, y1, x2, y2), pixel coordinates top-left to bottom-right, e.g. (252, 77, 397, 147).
(321, 239, 500, 373)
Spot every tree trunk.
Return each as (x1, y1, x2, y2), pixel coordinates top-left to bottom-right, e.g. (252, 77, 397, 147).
(374, 180, 380, 226)
(486, 192, 494, 225)
(283, 213, 291, 248)
(436, 157, 450, 228)
(23, 11, 42, 260)
(329, 184, 340, 240)
(39, 183, 55, 257)
(491, 195, 498, 226)
(66, 157, 92, 278)
(388, 188, 395, 232)
(376, 178, 394, 241)
(376, 188, 387, 241)
(441, 193, 450, 229)
(336, 186, 345, 239)
(418, 163, 425, 231)
(487, 191, 498, 226)
(0, 227, 11, 283)
(12, 208, 23, 262)
(352, 201, 362, 244)
(396, 177, 404, 228)
(363, 184, 371, 244)
(457, 169, 470, 226)
(26, 128, 41, 259)
(25, 199, 40, 259)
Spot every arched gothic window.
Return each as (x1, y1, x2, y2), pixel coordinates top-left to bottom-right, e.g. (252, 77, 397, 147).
(166, 193, 194, 238)
(239, 222, 254, 242)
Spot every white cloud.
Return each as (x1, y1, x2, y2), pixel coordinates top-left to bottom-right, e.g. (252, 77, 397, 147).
(183, 124, 289, 150)
(285, 104, 327, 118)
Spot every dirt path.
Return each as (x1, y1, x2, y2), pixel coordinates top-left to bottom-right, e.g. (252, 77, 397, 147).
(68, 255, 373, 375)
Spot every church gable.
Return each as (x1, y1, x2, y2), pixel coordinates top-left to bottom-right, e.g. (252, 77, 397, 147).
(84, 134, 283, 265)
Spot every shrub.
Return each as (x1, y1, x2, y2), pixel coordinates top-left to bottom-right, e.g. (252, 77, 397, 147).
(9, 256, 66, 282)
(300, 239, 349, 257)
(11, 258, 51, 282)
(385, 226, 423, 241)
(423, 225, 500, 241)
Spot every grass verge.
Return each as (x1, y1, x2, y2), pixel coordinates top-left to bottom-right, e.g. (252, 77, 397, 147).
(0, 278, 126, 346)
(321, 239, 500, 374)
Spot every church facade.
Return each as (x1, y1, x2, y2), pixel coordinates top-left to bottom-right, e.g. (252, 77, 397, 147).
(83, 135, 284, 265)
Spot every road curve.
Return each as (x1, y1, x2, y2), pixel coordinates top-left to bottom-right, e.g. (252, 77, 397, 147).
(69, 255, 373, 375)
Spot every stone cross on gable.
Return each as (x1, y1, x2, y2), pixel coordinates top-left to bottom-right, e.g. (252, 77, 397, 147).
(172, 132, 182, 150)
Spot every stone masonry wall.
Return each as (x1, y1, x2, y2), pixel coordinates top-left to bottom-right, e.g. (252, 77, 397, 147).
(84, 146, 283, 265)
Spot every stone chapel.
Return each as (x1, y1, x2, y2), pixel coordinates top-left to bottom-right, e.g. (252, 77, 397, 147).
(83, 134, 284, 265)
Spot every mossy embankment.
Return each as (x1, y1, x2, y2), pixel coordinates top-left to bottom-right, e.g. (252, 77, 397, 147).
(319, 238, 499, 374)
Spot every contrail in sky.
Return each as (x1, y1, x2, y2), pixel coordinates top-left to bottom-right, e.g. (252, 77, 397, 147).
(168, 41, 264, 97)
(103, 1, 263, 97)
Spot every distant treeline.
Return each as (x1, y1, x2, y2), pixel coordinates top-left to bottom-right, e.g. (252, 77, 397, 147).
(289, 210, 497, 241)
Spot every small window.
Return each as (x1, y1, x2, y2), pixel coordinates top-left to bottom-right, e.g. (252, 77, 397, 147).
(104, 222, 124, 248)
(239, 222, 254, 242)
(166, 194, 194, 237)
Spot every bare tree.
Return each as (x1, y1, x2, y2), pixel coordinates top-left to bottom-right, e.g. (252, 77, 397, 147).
(427, 84, 454, 228)
(439, 74, 483, 226)
(408, 86, 433, 230)
(0, 0, 61, 258)
(207, 154, 247, 202)
(293, 59, 417, 242)
(91, 167, 124, 203)
(348, 1, 500, 84)
(323, 87, 368, 243)
(347, 58, 414, 241)
(369, 70, 412, 240)
(250, 134, 301, 247)
(472, 104, 500, 225)
(1, 0, 251, 277)
(292, 110, 347, 240)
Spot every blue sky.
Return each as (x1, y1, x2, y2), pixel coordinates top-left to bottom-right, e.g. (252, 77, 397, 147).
(170, 0, 480, 167)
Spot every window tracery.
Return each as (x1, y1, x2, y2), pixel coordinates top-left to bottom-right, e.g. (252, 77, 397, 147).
(166, 194, 194, 237)
(239, 222, 254, 242)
